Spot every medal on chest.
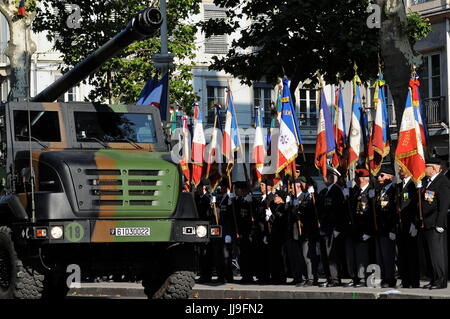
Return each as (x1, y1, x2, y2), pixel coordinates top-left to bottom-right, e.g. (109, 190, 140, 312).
(424, 190, 435, 203)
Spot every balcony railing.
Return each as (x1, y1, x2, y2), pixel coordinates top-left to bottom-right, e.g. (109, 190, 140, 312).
(423, 96, 446, 126)
(388, 96, 447, 131)
(298, 112, 317, 127)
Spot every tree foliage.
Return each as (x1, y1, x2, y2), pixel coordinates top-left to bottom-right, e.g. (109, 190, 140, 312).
(32, 0, 200, 108)
(201, 0, 380, 93)
(201, 0, 432, 95)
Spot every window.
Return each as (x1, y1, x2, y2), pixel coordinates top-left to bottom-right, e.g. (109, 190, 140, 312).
(253, 87, 273, 127)
(74, 112, 157, 144)
(410, 0, 432, 5)
(206, 85, 226, 125)
(14, 111, 61, 142)
(421, 53, 441, 99)
(203, 5, 228, 54)
(67, 86, 78, 102)
(298, 88, 317, 126)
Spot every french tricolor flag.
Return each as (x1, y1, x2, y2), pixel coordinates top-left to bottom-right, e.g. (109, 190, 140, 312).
(315, 89, 336, 177)
(252, 106, 265, 184)
(409, 74, 428, 149)
(395, 88, 426, 183)
(180, 116, 191, 185)
(276, 78, 301, 176)
(191, 103, 206, 187)
(348, 74, 366, 167)
(18, 0, 25, 16)
(222, 89, 241, 176)
(368, 74, 390, 175)
(332, 87, 346, 169)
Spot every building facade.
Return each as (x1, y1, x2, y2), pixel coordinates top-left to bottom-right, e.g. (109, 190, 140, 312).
(408, 0, 450, 154)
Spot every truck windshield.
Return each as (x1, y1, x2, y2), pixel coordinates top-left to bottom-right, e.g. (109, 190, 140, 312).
(14, 111, 61, 142)
(74, 112, 157, 144)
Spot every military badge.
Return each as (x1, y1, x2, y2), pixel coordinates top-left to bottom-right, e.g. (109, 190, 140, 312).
(424, 190, 435, 203)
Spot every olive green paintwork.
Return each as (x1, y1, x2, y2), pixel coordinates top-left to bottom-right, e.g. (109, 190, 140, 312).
(91, 149, 179, 218)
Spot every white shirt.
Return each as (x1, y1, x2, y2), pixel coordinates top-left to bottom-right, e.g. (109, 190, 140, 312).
(426, 173, 439, 189)
(360, 183, 369, 194)
(402, 176, 411, 189)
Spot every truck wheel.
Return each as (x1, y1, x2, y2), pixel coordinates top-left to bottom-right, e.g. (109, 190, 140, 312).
(143, 270, 195, 299)
(0, 226, 45, 299)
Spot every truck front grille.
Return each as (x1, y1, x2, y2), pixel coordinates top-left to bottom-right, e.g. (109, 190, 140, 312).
(75, 168, 167, 209)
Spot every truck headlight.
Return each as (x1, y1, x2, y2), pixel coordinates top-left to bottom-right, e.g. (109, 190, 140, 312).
(50, 226, 64, 239)
(196, 225, 208, 238)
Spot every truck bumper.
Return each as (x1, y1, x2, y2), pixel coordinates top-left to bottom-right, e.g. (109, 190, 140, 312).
(14, 219, 221, 244)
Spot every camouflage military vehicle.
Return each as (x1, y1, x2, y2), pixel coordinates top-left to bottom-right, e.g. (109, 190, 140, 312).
(0, 7, 217, 299)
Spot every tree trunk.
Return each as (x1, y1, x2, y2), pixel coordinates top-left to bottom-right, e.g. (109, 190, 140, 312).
(0, 1, 36, 101)
(376, 0, 422, 130)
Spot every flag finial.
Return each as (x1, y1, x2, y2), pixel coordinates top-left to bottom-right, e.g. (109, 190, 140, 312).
(353, 62, 358, 74)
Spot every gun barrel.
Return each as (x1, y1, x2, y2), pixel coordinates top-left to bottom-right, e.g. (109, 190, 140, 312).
(32, 7, 162, 103)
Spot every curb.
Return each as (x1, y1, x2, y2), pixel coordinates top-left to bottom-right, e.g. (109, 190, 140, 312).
(68, 283, 450, 299)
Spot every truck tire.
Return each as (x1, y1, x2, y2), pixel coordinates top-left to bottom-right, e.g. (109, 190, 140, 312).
(144, 270, 195, 299)
(0, 226, 45, 299)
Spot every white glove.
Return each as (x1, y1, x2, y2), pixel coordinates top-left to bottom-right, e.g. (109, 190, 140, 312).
(436, 227, 445, 233)
(211, 196, 216, 204)
(224, 235, 232, 244)
(285, 196, 291, 203)
(333, 230, 340, 238)
(368, 189, 375, 198)
(265, 208, 272, 221)
(263, 236, 268, 245)
(362, 234, 370, 241)
(416, 181, 422, 189)
(244, 194, 252, 202)
(409, 224, 418, 237)
(389, 232, 396, 241)
(308, 186, 315, 194)
(343, 188, 349, 198)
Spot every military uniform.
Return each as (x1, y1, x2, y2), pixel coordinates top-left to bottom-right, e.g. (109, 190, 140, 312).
(236, 193, 257, 283)
(421, 168, 450, 289)
(374, 180, 397, 287)
(318, 183, 346, 286)
(345, 175, 374, 287)
(285, 193, 306, 285)
(297, 190, 319, 285)
(266, 191, 288, 284)
(195, 190, 215, 282)
(397, 176, 420, 288)
(218, 192, 239, 283)
(253, 192, 273, 283)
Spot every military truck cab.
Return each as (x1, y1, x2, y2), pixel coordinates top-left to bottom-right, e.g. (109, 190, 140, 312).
(0, 101, 213, 299)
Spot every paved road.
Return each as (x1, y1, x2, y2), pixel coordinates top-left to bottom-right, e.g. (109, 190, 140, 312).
(67, 278, 450, 299)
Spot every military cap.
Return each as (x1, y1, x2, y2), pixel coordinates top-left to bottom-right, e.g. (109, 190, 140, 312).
(425, 156, 441, 165)
(274, 189, 288, 202)
(326, 165, 341, 177)
(379, 165, 395, 176)
(261, 178, 274, 187)
(355, 168, 370, 177)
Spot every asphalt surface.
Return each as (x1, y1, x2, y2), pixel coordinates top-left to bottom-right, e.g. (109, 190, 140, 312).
(67, 277, 450, 299)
